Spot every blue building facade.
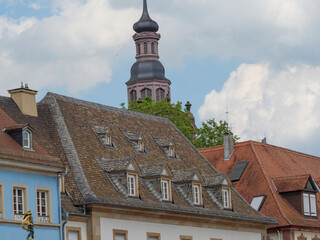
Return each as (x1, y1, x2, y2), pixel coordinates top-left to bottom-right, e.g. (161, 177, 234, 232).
(0, 105, 64, 240)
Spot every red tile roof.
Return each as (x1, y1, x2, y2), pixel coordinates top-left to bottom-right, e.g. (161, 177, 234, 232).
(0, 107, 63, 168)
(272, 174, 310, 193)
(199, 141, 320, 229)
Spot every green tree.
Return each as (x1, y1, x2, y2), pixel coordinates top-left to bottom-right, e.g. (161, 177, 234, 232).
(193, 119, 240, 148)
(123, 97, 196, 142)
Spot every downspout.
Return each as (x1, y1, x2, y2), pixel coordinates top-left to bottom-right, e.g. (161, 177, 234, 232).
(58, 169, 68, 240)
(277, 230, 281, 240)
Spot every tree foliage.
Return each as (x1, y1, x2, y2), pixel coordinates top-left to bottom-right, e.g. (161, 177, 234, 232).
(122, 98, 240, 148)
(192, 119, 239, 148)
(123, 97, 196, 142)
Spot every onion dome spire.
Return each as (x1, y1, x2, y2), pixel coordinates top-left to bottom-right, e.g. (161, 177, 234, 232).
(133, 0, 159, 33)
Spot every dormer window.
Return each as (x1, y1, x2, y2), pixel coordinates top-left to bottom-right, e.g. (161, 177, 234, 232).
(161, 179, 172, 201)
(105, 135, 112, 146)
(222, 188, 232, 209)
(138, 141, 144, 152)
(127, 174, 138, 197)
(193, 184, 201, 205)
(303, 193, 317, 217)
(168, 146, 175, 158)
(23, 129, 32, 149)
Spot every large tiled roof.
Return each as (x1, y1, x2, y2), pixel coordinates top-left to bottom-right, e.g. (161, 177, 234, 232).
(199, 141, 320, 228)
(0, 93, 275, 224)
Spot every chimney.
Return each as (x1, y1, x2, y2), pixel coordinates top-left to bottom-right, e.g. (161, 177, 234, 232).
(223, 133, 234, 160)
(8, 83, 38, 117)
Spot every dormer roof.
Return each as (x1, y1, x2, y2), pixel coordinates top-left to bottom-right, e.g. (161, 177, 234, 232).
(272, 174, 318, 193)
(139, 163, 172, 178)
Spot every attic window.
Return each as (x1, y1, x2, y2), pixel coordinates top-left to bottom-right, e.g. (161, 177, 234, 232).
(229, 161, 249, 182)
(303, 193, 317, 217)
(127, 174, 138, 197)
(193, 184, 201, 205)
(22, 128, 32, 149)
(250, 195, 266, 211)
(168, 146, 175, 158)
(161, 179, 170, 201)
(105, 135, 112, 146)
(138, 141, 144, 152)
(222, 188, 232, 209)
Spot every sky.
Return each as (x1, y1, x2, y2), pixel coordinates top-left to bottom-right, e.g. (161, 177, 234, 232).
(0, 0, 319, 157)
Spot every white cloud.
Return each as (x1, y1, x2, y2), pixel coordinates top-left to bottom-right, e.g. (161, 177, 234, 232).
(198, 63, 320, 156)
(0, 0, 138, 96)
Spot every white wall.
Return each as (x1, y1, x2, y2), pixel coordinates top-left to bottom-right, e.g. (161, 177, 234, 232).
(100, 217, 262, 240)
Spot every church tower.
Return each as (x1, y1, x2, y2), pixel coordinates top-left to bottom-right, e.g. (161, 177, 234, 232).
(126, 0, 171, 104)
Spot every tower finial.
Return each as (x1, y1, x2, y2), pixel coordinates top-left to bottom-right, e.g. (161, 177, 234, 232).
(133, 0, 159, 33)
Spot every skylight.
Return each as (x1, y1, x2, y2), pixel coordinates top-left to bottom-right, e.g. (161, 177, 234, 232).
(229, 161, 249, 182)
(250, 195, 266, 211)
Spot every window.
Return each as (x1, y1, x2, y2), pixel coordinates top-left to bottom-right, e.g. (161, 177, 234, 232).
(250, 195, 266, 211)
(105, 135, 112, 146)
(137, 44, 141, 55)
(151, 42, 155, 54)
(193, 184, 201, 205)
(66, 227, 82, 240)
(36, 188, 51, 223)
(303, 193, 317, 216)
(168, 146, 175, 158)
(0, 183, 4, 219)
(229, 161, 248, 182)
(156, 88, 165, 101)
(141, 88, 152, 99)
(180, 236, 192, 240)
(144, 42, 148, 54)
(128, 174, 137, 197)
(22, 129, 32, 149)
(222, 188, 231, 209)
(147, 232, 161, 240)
(113, 229, 128, 240)
(13, 186, 28, 220)
(161, 179, 170, 201)
(138, 141, 144, 152)
(130, 90, 137, 101)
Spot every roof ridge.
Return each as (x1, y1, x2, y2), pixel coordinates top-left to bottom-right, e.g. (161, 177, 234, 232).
(272, 174, 310, 180)
(251, 141, 320, 159)
(249, 141, 292, 225)
(42, 92, 171, 123)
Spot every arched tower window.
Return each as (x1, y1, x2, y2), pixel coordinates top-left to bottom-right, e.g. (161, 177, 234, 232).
(141, 88, 152, 99)
(151, 42, 155, 54)
(137, 44, 140, 55)
(144, 42, 148, 54)
(156, 88, 165, 101)
(130, 90, 137, 101)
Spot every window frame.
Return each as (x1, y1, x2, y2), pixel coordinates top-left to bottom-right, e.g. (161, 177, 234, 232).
(303, 192, 317, 217)
(22, 128, 33, 150)
(222, 187, 232, 210)
(113, 229, 128, 240)
(192, 184, 202, 205)
(168, 146, 175, 158)
(127, 174, 138, 197)
(161, 178, 171, 202)
(180, 236, 193, 240)
(137, 43, 141, 55)
(105, 135, 112, 146)
(66, 226, 82, 240)
(0, 183, 5, 219)
(12, 184, 28, 221)
(141, 88, 152, 99)
(147, 232, 161, 240)
(144, 42, 148, 54)
(35, 187, 52, 223)
(130, 90, 137, 101)
(138, 140, 144, 153)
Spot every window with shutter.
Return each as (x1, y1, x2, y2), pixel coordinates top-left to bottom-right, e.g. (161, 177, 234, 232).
(303, 193, 311, 216)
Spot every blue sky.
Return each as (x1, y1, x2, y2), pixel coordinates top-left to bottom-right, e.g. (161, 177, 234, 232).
(1, 0, 320, 157)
